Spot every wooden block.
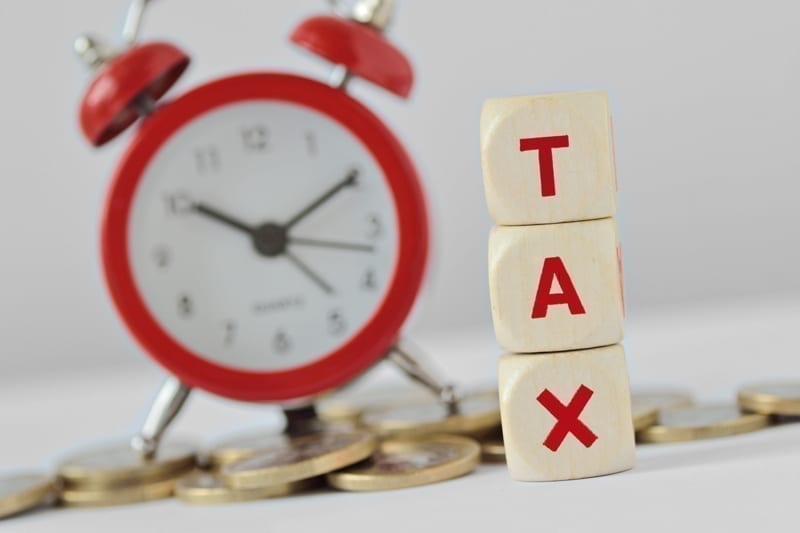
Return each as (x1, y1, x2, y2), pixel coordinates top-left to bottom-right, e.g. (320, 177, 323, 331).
(498, 345, 635, 481)
(481, 91, 617, 225)
(489, 218, 623, 353)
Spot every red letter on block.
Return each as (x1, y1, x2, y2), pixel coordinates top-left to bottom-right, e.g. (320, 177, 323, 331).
(519, 135, 570, 197)
(531, 257, 586, 319)
(537, 385, 598, 452)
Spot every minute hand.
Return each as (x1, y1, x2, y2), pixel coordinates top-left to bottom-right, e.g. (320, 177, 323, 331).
(284, 169, 358, 230)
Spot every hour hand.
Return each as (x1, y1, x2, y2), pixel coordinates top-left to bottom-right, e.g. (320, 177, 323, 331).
(190, 201, 255, 236)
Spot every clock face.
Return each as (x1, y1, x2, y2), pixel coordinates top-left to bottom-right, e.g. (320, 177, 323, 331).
(127, 101, 399, 372)
(103, 73, 427, 401)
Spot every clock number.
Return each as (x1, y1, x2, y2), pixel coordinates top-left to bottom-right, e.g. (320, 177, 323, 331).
(366, 213, 383, 240)
(223, 321, 236, 347)
(165, 192, 193, 216)
(152, 245, 171, 269)
(327, 309, 347, 336)
(242, 126, 269, 152)
(194, 146, 221, 175)
(361, 268, 377, 291)
(273, 330, 291, 355)
(178, 294, 194, 318)
(305, 131, 318, 157)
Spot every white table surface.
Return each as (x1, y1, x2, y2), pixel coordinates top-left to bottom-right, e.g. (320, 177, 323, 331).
(2, 296, 799, 532)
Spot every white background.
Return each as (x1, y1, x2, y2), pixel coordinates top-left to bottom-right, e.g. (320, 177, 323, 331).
(0, 0, 799, 378)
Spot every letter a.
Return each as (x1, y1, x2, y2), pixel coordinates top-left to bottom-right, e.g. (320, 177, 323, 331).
(531, 257, 586, 319)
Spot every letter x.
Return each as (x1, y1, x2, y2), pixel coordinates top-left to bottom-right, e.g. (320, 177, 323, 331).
(537, 385, 598, 452)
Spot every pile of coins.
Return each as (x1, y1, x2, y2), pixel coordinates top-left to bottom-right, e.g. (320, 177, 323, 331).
(635, 382, 800, 443)
(57, 442, 196, 507)
(2, 381, 799, 520)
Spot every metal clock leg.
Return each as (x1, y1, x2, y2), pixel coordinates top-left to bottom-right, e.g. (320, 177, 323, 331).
(130, 377, 192, 458)
(387, 338, 460, 413)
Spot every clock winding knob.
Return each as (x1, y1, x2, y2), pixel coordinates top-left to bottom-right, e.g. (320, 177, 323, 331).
(330, 0, 394, 31)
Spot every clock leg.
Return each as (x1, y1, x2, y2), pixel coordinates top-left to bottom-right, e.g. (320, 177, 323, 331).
(130, 377, 192, 459)
(386, 338, 460, 413)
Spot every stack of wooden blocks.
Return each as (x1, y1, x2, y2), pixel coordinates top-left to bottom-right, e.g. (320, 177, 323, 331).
(480, 91, 635, 481)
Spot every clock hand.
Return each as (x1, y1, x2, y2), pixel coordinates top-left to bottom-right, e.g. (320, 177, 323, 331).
(284, 251, 334, 294)
(188, 201, 340, 293)
(289, 237, 374, 253)
(192, 202, 255, 236)
(283, 169, 359, 230)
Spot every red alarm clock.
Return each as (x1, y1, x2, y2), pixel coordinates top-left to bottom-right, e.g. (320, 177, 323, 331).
(76, 0, 429, 407)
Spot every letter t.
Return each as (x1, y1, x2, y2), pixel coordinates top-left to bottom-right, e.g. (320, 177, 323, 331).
(519, 135, 570, 197)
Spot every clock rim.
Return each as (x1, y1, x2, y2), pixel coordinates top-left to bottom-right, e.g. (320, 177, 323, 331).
(101, 72, 429, 402)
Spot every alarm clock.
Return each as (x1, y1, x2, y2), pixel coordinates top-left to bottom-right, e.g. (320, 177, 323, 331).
(76, 0, 429, 410)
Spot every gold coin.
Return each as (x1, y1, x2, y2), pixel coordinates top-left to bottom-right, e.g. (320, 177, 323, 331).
(222, 430, 376, 489)
(317, 386, 436, 424)
(631, 389, 694, 411)
(637, 405, 770, 443)
(631, 401, 659, 432)
(361, 389, 500, 438)
(480, 439, 506, 463)
(326, 434, 480, 491)
(204, 431, 289, 469)
(59, 478, 175, 508)
(175, 471, 313, 505)
(631, 389, 694, 431)
(203, 420, 357, 469)
(0, 473, 56, 519)
(58, 441, 195, 489)
(738, 382, 800, 415)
